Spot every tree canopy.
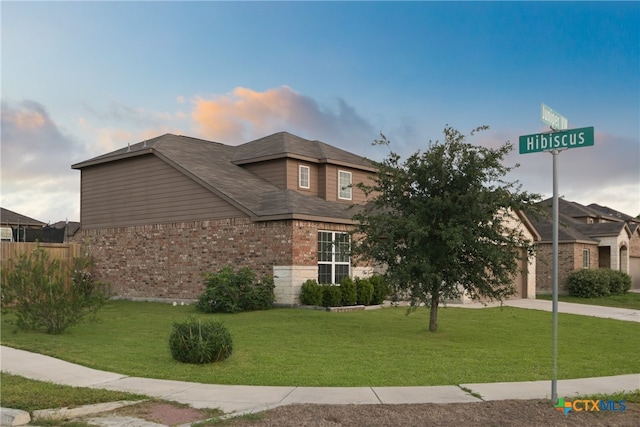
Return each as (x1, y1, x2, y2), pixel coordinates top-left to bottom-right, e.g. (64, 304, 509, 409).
(351, 126, 540, 332)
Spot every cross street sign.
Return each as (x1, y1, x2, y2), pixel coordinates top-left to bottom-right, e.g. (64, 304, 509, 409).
(541, 103, 568, 130)
(519, 127, 594, 154)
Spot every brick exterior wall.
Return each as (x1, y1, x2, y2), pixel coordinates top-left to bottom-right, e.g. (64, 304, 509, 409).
(535, 242, 599, 295)
(74, 218, 295, 300)
(72, 218, 368, 304)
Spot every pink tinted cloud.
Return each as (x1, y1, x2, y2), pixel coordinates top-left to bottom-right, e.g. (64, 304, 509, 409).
(190, 86, 374, 146)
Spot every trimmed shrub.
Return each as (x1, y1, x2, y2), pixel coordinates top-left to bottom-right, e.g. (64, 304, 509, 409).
(300, 279, 323, 306)
(241, 274, 275, 311)
(369, 274, 389, 305)
(169, 316, 233, 364)
(196, 266, 274, 313)
(1, 246, 110, 334)
(607, 270, 632, 295)
(323, 285, 342, 307)
(566, 269, 611, 298)
(340, 277, 357, 306)
(355, 278, 374, 305)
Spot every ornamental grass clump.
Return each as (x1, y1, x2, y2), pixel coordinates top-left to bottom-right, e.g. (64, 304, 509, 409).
(1, 245, 109, 334)
(169, 316, 233, 364)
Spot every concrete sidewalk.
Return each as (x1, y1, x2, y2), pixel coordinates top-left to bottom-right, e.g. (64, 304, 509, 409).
(454, 298, 640, 322)
(1, 300, 639, 423)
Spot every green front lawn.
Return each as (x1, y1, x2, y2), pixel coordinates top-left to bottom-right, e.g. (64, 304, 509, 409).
(0, 372, 147, 413)
(537, 292, 640, 310)
(1, 300, 639, 387)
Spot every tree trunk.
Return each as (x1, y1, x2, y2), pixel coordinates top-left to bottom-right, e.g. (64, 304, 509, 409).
(429, 293, 439, 332)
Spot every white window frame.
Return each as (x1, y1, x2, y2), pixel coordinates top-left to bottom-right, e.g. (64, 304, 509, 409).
(299, 165, 310, 189)
(583, 248, 590, 268)
(317, 231, 350, 284)
(338, 170, 352, 200)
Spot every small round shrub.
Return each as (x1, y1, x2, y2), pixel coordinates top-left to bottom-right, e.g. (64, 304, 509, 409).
(340, 277, 357, 306)
(566, 269, 610, 298)
(169, 316, 233, 364)
(607, 270, 631, 295)
(300, 279, 323, 306)
(369, 274, 389, 305)
(323, 285, 342, 307)
(355, 278, 374, 305)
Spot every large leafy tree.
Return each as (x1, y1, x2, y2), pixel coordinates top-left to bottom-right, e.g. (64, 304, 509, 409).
(352, 126, 540, 332)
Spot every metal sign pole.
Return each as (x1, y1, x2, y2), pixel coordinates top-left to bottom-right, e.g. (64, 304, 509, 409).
(551, 148, 559, 403)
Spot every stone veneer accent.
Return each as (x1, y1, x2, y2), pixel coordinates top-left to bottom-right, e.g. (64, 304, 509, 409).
(74, 218, 364, 303)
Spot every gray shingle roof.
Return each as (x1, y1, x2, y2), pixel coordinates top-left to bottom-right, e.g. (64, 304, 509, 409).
(531, 198, 632, 242)
(232, 132, 375, 171)
(0, 207, 45, 227)
(72, 132, 371, 223)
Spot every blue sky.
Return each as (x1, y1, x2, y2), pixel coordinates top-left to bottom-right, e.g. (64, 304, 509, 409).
(2, 1, 639, 223)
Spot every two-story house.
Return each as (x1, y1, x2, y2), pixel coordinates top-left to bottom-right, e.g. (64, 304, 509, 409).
(71, 132, 377, 305)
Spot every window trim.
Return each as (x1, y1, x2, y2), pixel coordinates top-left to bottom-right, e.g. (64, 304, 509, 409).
(299, 164, 310, 189)
(317, 230, 351, 284)
(582, 248, 590, 268)
(338, 170, 352, 200)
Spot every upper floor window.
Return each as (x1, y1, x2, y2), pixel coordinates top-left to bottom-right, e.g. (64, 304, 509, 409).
(338, 170, 352, 200)
(299, 165, 310, 189)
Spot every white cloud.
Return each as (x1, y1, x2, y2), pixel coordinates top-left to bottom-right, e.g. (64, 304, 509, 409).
(1, 100, 84, 221)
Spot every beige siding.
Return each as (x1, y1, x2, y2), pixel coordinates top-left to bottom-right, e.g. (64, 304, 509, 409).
(81, 155, 245, 229)
(287, 159, 319, 196)
(322, 165, 373, 204)
(241, 159, 287, 188)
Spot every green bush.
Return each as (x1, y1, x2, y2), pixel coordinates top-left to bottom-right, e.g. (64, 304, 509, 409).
(196, 266, 274, 313)
(300, 279, 323, 306)
(323, 285, 342, 307)
(567, 269, 611, 298)
(355, 278, 374, 305)
(340, 277, 357, 306)
(169, 316, 233, 364)
(0, 246, 110, 334)
(369, 274, 389, 305)
(607, 270, 632, 295)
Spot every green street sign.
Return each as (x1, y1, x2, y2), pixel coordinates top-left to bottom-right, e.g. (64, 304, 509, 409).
(519, 126, 594, 154)
(541, 103, 568, 130)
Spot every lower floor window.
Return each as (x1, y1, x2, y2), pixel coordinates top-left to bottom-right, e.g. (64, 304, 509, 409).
(318, 231, 350, 284)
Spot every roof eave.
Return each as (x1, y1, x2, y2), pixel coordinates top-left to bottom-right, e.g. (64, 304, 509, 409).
(71, 148, 154, 169)
(251, 213, 357, 224)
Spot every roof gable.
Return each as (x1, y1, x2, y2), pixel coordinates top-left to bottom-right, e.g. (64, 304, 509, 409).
(73, 132, 372, 223)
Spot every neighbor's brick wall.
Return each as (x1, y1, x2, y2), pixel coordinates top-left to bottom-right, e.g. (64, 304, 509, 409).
(73, 218, 294, 300)
(535, 242, 599, 295)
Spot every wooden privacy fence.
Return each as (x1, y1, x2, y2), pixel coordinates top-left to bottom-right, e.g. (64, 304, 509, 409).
(0, 242, 82, 271)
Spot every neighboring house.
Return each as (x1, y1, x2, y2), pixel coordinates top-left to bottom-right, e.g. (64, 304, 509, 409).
(0, 207, 46, 242)
(43, 221, 82, 243)
(529, 198, 636, 294)
(71, 132, 377, 304)
(72, 132, 540, 304)
(587, 203, 640, 290)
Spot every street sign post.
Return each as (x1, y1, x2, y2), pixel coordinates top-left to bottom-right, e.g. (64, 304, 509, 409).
(519, 105, 594, 405)
(541, 103, 568, 130)
(519, 126, 594, 154)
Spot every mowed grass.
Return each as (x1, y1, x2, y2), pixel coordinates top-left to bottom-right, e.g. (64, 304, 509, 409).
(537, 292, 640, 310)
(1, 300, 639, 387)
(0, 372, 148, 413)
